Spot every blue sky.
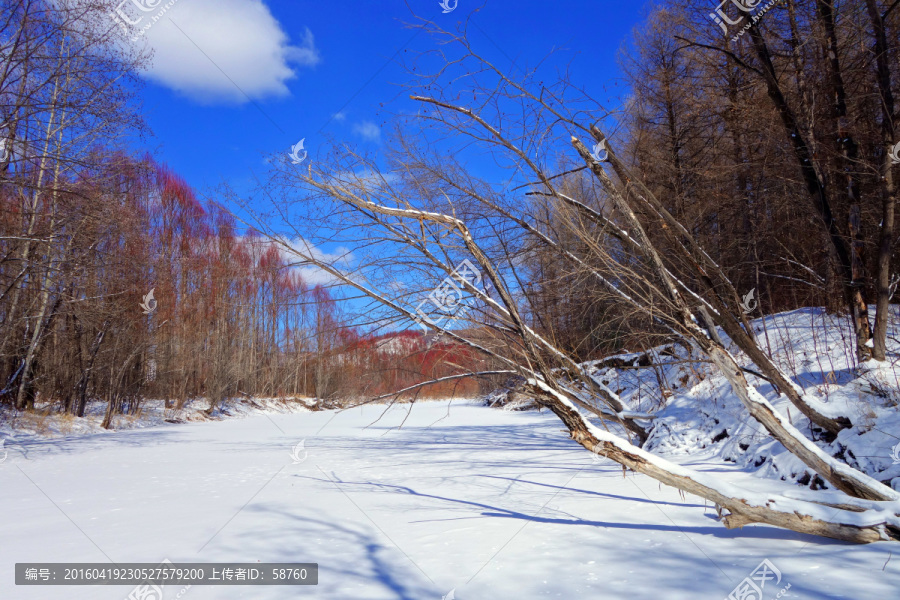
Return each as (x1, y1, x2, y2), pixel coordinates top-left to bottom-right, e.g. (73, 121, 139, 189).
(128, 0, 654, 197)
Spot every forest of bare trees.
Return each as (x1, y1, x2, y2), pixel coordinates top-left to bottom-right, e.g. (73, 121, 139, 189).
(2, 0, 900, 546)
(247, 0, 900, 543)
(0, 0, 481, 427)
(530, 0, 900, 366)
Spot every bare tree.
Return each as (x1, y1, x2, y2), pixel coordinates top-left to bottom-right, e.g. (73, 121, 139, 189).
(248, 20, 899, 542)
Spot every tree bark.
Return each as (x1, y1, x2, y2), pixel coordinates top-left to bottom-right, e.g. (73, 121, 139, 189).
(746, 23, 872, 362)
(864, 0, 897, 362)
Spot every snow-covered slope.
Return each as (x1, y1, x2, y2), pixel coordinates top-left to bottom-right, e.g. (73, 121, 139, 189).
(579, 307, 900, 492)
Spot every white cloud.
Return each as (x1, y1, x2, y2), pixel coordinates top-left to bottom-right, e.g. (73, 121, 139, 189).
(282, 237, 354, 267)
(352, 121, 381, 142)
(127, 0, 320, 103)
(274, 236, 355, 286)
(332, 111, 347, 122)
(387, 280, 407, 293)
(235, 235, 353, 286)
(295, 266, 340, 286)
(328, 169, 398, 193)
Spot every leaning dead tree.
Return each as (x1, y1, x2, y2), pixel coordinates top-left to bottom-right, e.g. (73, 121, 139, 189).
(246, 20, 900, 542)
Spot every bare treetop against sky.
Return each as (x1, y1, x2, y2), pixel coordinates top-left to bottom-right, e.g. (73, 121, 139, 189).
(128, 0, 647, 191)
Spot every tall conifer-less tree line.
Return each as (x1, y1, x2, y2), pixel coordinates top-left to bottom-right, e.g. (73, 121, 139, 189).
(530, 0, 899, 362)
(0, 1, 480, 423)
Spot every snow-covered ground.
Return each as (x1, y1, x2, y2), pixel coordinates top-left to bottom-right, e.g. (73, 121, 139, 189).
(1, 400, 897, 599)
(592, 307, 900, 492)
(0, 396, 315, 441)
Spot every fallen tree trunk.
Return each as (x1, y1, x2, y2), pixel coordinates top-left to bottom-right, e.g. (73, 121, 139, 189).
(594, 124, 851, 437)
(573, 135, 898, 503)
(255, 58, 900, 541)
(528, 379, 900, 544)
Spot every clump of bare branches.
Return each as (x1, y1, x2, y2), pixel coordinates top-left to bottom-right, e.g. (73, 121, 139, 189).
(246, 12, 900, 543)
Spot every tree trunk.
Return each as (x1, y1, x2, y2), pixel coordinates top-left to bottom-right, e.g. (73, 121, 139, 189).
(530, 379, 898, 544)
(747, 23, 872, 362)
(864, 0, 897, 362)
(816, 0, 872, 362)
(596, 128, 851, 435)
(574, 135, 895, 501)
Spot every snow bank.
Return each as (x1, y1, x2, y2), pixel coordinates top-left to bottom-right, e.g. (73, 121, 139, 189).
(491, 307, 900, 492)
(0, 396, 314, 448)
